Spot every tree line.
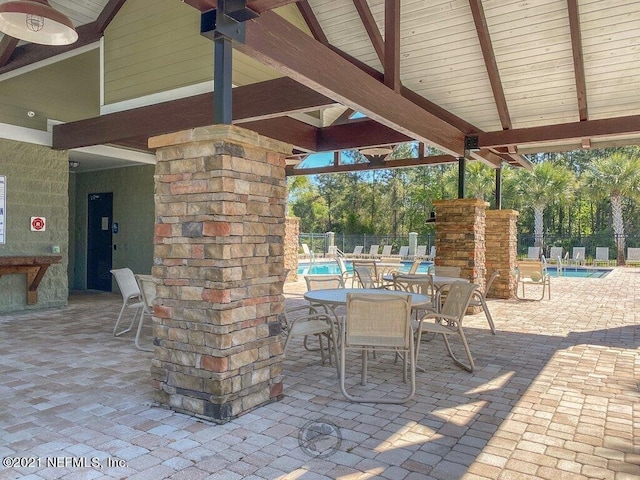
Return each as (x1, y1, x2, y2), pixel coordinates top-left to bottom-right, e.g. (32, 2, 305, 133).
(287, 146, 640, 263)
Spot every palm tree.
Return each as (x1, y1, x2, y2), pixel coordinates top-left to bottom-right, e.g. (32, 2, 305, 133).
(582, 151, 640, 265)
(516, 162, 575, 249)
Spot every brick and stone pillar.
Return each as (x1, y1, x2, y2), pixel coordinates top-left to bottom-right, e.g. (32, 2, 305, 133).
(284, 217, 299, 282)
(433, 199, 488, 290)
(149, 125, 291, 423)
(485, 209, 519, 299)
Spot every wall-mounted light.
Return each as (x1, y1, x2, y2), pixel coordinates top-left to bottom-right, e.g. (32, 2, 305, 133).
(68, 160, 80, 169)
(0, 0, 78, 45)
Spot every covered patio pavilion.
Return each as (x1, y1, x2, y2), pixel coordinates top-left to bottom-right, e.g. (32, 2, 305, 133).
(1, 268, 638, 479)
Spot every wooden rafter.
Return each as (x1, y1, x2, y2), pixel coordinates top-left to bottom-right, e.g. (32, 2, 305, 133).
(237, 11, 465, 156)
(384, 0, 400, 92)
(567, 0, 588, 121)
(182, 0, 301, 13)
(96, 0, 128, 33)
(52, 77, 334, 150)
(318, 119, 411, 151)
(468, 0, 511, 130)
(286, 154, 454, 176)
(477, 115, 640, 148)
(0, 35, 19, 68)
(297, 1, 328, 44)
(352, 0, 385, 65)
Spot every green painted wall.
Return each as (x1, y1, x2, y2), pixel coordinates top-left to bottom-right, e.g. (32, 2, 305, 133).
(72, 165, 155, 290)
(0, 139, 69, 313)
(103, 0, 284, 104)
(0, 51, 99, 130)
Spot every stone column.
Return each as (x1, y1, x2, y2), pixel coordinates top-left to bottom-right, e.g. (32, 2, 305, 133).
(149, 125, 291, 423)
(433, 199, 488, 289)
(485, 209, 519, 299)
(284, 217, 299, 282)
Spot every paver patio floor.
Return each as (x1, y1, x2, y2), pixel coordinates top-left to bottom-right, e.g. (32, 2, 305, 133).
(0, 267, 638, 479)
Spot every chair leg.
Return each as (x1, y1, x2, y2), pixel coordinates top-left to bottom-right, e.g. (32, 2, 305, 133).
(134, 311, 153, 352)
(478, 294, 496, 334)
(114, 304, 138, 337)
(441, 331, 474, 372)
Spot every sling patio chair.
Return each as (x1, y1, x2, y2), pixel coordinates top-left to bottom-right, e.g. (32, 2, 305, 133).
(516, 260, 551, 300)
(414, 281, 479, 372)
(627, 247, 640, 266)
(345, 245, 364, 258)
(340, 292, 415, 404)
(299, 243, 312, 259)
(408, 259, 422, 274)
(110, 268, 145, 340)
(363, 244, 380, 258)
(134, 274, 156, 351)
(414, 245, 427, 259)
(593, 247, 611, 266)
(380, 245, 393, 257)
(548, 246, 563, 264)
(569, 247, 586, 266)
(468, 271, 499, 335)
(527, 246, 541, 259)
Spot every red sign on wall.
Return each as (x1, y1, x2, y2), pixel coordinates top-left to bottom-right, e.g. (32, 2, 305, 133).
(31, 217, 46, 231)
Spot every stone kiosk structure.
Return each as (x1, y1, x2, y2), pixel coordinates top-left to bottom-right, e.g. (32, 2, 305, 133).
(149, 125, 290, 423)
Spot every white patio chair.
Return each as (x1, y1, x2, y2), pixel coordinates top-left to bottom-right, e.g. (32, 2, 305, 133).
(346, 245, 364, 258)
(414, 281, 479, 372)
(548, 246, 563, 264)
(570, 247, 586, 266)
(353, 265, 381, 289)
(516, 260, 551, 300)
(299, 243, 312, 259)
(110, 268, 144, 338)
(468, 271, 499, 334)
(364, 244, 380, 258)
(425, 246, 436, 261)
(627, 248, 640, 266)
(527, 246, 541, 259)
(134, 274, 156, 351)
(414, 245, 427, 259)
(408, 259, 421, 274)
(594, 247, 610, 266)
(282, 305, 339, 372)
(327, 245, 338, 257)
(335, 256, 355, 286)
(396, 245, 409, 259)
(380, 245, 393, 257)
(340, 293, 415, 403)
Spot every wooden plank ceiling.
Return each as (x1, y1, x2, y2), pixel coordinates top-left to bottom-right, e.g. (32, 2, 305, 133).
(3, 0, 640, 174)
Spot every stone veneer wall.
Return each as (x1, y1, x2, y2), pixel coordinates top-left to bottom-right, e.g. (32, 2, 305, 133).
(485, 210, 519, 299)
(284, 217, 299, 282)
(433, 198, 488, 290)
(149, 125, 290, 423)
(0, 139, 68, 313)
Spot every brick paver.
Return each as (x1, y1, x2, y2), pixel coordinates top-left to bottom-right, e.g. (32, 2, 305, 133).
(0, 267, 638, 479)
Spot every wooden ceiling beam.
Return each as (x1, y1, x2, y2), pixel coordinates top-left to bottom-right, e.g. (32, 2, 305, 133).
(0, 35, 19, 68)
(384, 0, 400, 92)
(52, 77, 333, 150)
(182, 0, 301, 14)
(353, 0, 385, 65)
(468, 0, 511, 130)
(477, 115, 640, 148)
(237, 10, 466, 156)
(567, 0, 588, 121)
(297, 1, 328, 44)
(286, 154, 455, 176)
(318, 119, 411, 151)
(96, 0, 129, 33)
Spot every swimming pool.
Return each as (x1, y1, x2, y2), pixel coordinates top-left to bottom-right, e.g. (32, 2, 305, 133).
(545, 266, 612, 278)
(299, 261, 613, 278)
(298, 260, 433, 275)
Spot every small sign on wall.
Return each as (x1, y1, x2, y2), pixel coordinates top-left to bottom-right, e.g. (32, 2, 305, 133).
(31, 216, 46, 231)
(0, 176, 5, 244)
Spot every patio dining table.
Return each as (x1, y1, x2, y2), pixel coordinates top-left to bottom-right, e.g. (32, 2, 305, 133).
(303, 288, 431, 310)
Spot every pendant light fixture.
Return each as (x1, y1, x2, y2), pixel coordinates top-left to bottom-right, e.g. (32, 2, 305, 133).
(0, 0, 78, 45)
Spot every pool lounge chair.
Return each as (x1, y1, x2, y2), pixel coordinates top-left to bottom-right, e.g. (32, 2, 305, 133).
(626, 247, 640, 266)
(569, 247, 586, 266)
(345, 245, 364, 258)
(527, 246, 541, 259)
(380, 245, 393, 257)
(425, 245, 436, 261)
(363, 244, 380, 258)
(393, 245, 409, 259)
(593, 247, 611, 266)
(414, 245, 427, 259)
(299, 243, 312, 259)
(548, 246, 563, 264)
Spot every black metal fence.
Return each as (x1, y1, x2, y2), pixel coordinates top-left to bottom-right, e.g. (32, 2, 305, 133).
(300, 232, 639, 262)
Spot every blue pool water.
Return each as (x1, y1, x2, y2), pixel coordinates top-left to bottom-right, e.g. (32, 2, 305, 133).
(298, 260, 432, 275)
(298, 261, 613, 278)
(545, 266, 612, 278)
